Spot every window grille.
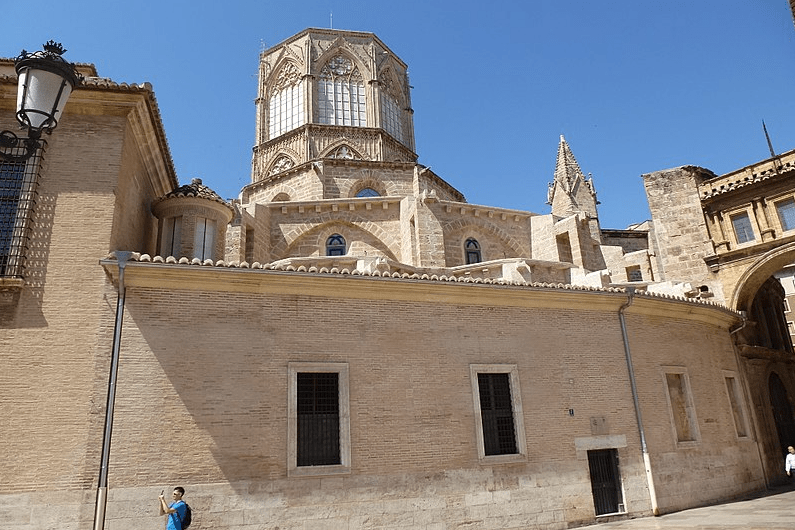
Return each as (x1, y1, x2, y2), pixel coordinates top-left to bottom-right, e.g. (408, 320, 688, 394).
(326, 234, 346, 256)
(296, 372, 340, 466)
(477, 373, 517, 456)
(465, 238, 481, 264)
(588, 449, 624, 515)
(0, 148, 42, 278)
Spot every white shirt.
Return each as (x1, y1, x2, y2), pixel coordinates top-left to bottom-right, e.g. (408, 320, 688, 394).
(785, 452, 795, 472)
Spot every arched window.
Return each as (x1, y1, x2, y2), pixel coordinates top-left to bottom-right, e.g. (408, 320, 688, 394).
(380, 92, 403, 143)
(269, 62, 305, 139)
(326, 234, 346, 256)
(465, 238, 481, 264)
(317, 55, 366, 127)
(355, 187, 380, 198)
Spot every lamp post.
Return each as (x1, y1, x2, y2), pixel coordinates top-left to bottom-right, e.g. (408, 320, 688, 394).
(0, 40, 80, 162)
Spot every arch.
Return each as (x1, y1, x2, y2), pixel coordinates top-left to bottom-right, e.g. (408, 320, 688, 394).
(267, 155, 296, 176)
(272, 217, 400, 261)
(319, 139, 367, 161)
(730, 240, 795, 313)
(442, 218, 530, 265)
(272, 192, 290, 202)
(349, 176, 386, 198)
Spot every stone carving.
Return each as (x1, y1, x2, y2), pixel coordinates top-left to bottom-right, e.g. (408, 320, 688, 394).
(320, 55, 363, 83)
(269, 155, 295, 175)
(272, 62, 302, 91)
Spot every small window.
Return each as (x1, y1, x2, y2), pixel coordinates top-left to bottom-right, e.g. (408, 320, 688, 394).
(724, 373, 749, 438)
(288, 362, 350, 476)
(326, 234, 346, 256)
(0, 154, 42, 278)
(731, 212, 755, 244)
(465, 238, 482, 264)
(245, 228, 255, 264)
(160, 216, 182, 258)
(194, 218, 216, 261)
(626, 266, 642, 282)
(663, 369, 700, 446)
(355, 187, 380, 198)
(776, 199, 795, 232)
(470, 364, 527, 462)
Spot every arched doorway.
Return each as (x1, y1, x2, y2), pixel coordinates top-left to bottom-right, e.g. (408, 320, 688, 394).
(769, 372, 795, 457)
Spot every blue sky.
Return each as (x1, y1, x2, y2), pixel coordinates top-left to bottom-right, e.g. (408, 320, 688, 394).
(3, 1, 795, 229)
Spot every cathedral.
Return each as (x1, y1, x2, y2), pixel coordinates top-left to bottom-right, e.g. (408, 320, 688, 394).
(2, 28, 795, 530)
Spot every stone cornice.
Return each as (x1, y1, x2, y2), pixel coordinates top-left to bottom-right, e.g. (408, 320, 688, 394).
(100, 254, 740, 328)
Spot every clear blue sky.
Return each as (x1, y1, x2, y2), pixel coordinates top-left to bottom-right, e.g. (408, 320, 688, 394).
(3, 1, 795, 229)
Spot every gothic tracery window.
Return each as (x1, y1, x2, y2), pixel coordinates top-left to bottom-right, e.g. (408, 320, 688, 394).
(318, 55, 367, 127)
(269, 62, 305, 139)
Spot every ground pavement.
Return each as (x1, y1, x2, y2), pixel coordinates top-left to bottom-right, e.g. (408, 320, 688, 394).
(581, 487, 795, 529)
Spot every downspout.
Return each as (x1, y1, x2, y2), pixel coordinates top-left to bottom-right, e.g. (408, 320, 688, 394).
(729, 313, 769, 488)
(619, 287, 660, 516)
(93, 251, 133, 530)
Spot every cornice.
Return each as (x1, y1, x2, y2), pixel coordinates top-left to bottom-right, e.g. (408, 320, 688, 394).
(100, 254, 740, 328)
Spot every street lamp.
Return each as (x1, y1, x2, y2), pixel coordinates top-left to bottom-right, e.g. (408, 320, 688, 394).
(0, 40, 80, 162)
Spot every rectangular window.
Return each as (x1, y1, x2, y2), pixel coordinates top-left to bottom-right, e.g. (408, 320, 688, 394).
(626, 265, 642, 282)
(193, 218, 216, 261)
(0, 152, 42, 278)
(288, 362, 350, 476)
(731, 212, 755, 244)
(470, 364, 527, 462)
(724, 373, 749, 438)
(776, 199, 795, 232)
(159, 216, 182, 258)
(663, 369, 700, 446)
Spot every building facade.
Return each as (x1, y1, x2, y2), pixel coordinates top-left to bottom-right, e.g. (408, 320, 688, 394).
(1, 28, 793, 530)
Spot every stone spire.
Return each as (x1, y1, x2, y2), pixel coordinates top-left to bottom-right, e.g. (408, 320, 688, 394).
(547, 135, 599, 219)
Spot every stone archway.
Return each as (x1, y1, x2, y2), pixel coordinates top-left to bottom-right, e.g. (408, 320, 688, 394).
(730, 240, 795, 314)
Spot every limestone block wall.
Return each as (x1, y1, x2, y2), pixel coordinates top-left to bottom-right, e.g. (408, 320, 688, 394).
(643, 167, 717, 288)
(434, 202, 533, 266)
(266, 198, 403, 260)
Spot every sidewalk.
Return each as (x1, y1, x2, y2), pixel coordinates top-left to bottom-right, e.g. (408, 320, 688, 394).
(581, 488, 795, 529)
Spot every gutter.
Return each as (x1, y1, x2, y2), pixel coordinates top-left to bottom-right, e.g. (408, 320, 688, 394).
(619, 287, 660, 516)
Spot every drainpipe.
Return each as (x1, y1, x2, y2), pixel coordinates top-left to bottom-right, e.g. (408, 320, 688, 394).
(93, 251, 133, 530)
(618, 287, 660, 516)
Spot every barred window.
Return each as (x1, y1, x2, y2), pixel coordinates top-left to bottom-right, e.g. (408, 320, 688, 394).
(478, 373, 517, 455)
(297, 372, 340, 466)
(288, 362, 351, 476)
(317, 56, 367, 127)
(470, 364, 527, 461)
(0, 151, 42, 278)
